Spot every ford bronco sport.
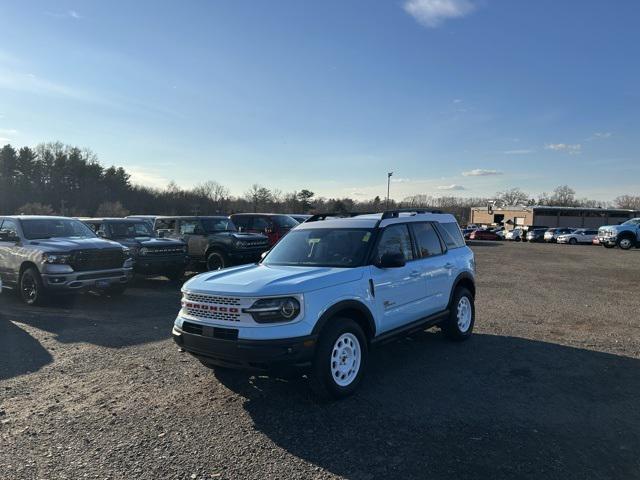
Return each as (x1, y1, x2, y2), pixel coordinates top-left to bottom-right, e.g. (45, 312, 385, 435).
(82, 218, 189, 280)
(0, 216, 133, 305)
(172, 210, 476, 399)
(154, 216, 269, 271)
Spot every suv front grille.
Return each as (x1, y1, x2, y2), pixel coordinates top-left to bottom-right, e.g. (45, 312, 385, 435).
(184, 293, 241, 306)
(71, 249, 125, 272)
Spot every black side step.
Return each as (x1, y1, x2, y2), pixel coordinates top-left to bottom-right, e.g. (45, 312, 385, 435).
(370, 310, 449, 346)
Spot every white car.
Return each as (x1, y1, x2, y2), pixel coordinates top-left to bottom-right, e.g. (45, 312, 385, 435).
(557, 229, 599, 245)
(505, 228, 524, 242)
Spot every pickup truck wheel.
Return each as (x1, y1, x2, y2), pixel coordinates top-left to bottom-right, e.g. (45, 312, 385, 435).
(20, 267, 47, 306)
(617, 236, 635, 250)
(442, 287, 475, 341)
(206, 250, 228, 271)
(310, 318, 367, 400)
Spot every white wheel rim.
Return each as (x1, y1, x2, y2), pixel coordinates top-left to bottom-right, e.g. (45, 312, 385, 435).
(620, 239, 631, 248)
(457, 296, 472, 333)
(330, 333, 361, 387)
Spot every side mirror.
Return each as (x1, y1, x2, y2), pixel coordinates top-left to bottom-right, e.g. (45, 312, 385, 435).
(96, 230, 106, 238)
(376, 251, 406, 269)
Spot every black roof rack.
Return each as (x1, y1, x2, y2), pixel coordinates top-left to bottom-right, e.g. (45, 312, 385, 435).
(380, 208, 443, 220)
(306, 212, 376, 223)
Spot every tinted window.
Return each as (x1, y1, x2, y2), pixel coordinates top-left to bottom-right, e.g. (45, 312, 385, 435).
(179, 220, 200, 235)
(263, 228, 372, 268)
(109, 221, 153, 237)
(252, 217, 271, 231)
(21, 218, 95, 240)
(232, 216, 251, 229)
(155, 219, 176, 231)
(412, 223, 443, 257)
(438, 222, 465, 249)
(201, 217, 236, 233)
(375, 224, 414, 262)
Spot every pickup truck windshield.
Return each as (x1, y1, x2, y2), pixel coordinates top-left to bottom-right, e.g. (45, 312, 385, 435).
(21, 218, 96, 240)
(110, 221, 154, 238)
(263, 228, 373, 268)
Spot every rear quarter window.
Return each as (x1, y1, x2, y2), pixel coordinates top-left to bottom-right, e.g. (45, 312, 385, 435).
(437, 222, 466, 249)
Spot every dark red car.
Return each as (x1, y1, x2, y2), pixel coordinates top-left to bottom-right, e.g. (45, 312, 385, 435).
(469, 229, 502, 241)
(230, 213, 299, 247)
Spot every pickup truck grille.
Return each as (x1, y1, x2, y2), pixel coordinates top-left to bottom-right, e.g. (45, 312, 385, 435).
(70, 249, 125, 272)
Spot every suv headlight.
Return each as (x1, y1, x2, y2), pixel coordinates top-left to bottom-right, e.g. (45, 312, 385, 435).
(43, 253, 72, 264)
(243, 297, 301, 323)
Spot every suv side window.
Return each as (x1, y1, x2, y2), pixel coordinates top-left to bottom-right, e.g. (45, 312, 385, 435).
(155, 219, 176, 232)
(375, 224, 414, 262)
(233, 216, 251, 230)
(412, 222, 443, 257)
(437, 222, 465, 249)
(0, 219, 19, 242)
(179, 220, 201, 235)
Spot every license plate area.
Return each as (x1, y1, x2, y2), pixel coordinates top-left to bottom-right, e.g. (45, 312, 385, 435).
(95, 279, 111, 289)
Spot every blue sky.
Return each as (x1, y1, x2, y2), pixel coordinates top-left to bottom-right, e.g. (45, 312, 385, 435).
(0, 0, 638, 201)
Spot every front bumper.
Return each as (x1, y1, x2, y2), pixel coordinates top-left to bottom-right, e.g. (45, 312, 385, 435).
(598, 235, 617, 246)
(172, 324, 317, 373)
(41, 267, 133, 290)
(134, 254, 189, 275)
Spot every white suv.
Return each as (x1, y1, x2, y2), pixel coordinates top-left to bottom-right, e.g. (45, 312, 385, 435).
(172, 210, 476, 399)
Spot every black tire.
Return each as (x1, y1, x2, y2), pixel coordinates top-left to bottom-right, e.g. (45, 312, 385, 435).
(442, 287, 475, 341)
(617, 236, 635, 250)
(569, 238, 578, 245)
(206, 250, 229, 271)
(309, 317, 368, 401)
(19, 266, 47, 306)
(166, 269, 185, 282)
(603, 243, 615, 249)
(515, 237, 521, 242)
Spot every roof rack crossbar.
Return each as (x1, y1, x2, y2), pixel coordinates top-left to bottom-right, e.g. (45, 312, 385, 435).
(306, 212, 377, 223)
(380, 208, 443, 220)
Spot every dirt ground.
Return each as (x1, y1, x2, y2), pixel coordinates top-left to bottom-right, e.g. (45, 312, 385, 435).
(1, 242, 639, 479)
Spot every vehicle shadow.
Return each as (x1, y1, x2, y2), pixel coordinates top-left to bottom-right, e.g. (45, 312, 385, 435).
(0, 284, 181, 356)
(214, 332, 640, 480)
(0, 311, 53, 381)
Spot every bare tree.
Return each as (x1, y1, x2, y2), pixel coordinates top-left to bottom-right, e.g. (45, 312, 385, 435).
(495, 188, 529, 206)
(614, 195, 640, 210)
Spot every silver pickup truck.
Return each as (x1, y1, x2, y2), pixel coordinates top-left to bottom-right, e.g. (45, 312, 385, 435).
(0, 215, 134, 305)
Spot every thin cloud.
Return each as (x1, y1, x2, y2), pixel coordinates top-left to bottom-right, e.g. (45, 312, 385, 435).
(0, 128, 18, 135)
(588, 132, 612, 140)
(404, 0, 477, 28)
(437, 184, 465, 191)
(391, 177, 411, 183)
(545, 143, 582, 154)
(462, 169, 503, 177)
(504, 149, 533, 155)
(45, 10, 82, 19)
(127, 166, 171, 189)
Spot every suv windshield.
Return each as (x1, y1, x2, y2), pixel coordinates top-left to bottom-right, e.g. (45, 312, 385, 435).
(201, 218, 236, 233)
(21, 218, 96, 240)
(622, 218, 640, 226)
(109, 221, 154, 238)
(263, 228, 373, 268)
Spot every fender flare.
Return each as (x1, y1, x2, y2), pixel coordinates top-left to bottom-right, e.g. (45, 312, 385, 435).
(311, 299, 377, 338)
(448, 271, 476, 306)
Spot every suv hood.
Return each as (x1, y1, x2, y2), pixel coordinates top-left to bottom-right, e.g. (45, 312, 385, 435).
(183, 263, 364, 296)
(27, 237, 124, 252)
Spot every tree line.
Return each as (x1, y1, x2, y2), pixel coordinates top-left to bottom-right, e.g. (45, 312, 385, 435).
(1, 142, 638, 224)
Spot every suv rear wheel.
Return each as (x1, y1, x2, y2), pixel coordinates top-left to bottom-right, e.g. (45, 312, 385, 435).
(310, 318, 368, 400)
(20, 266, 47, 306)
(206, 250, 229, 270)
(442, 287, 475, 341)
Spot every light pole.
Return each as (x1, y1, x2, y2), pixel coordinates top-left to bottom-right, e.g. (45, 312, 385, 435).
(386, 172, 393, 209)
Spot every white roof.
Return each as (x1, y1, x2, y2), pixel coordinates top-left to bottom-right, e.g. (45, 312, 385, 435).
(295, 212, 458, 230)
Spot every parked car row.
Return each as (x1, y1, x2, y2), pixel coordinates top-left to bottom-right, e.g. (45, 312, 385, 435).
(464, 218, 640, 250)
(0, 213, 308, 305)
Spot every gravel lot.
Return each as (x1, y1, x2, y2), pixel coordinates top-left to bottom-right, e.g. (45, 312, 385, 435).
(1, 242, 639, 480)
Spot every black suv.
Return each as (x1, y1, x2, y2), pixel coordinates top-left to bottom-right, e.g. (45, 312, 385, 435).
(82, 218, 189, 280)
(153, 216, 269, 270)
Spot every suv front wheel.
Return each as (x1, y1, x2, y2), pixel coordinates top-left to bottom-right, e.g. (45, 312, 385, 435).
(310, 318, 368, 400)
(206, 250, 229, 271)
(442, 287, 475, 341)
